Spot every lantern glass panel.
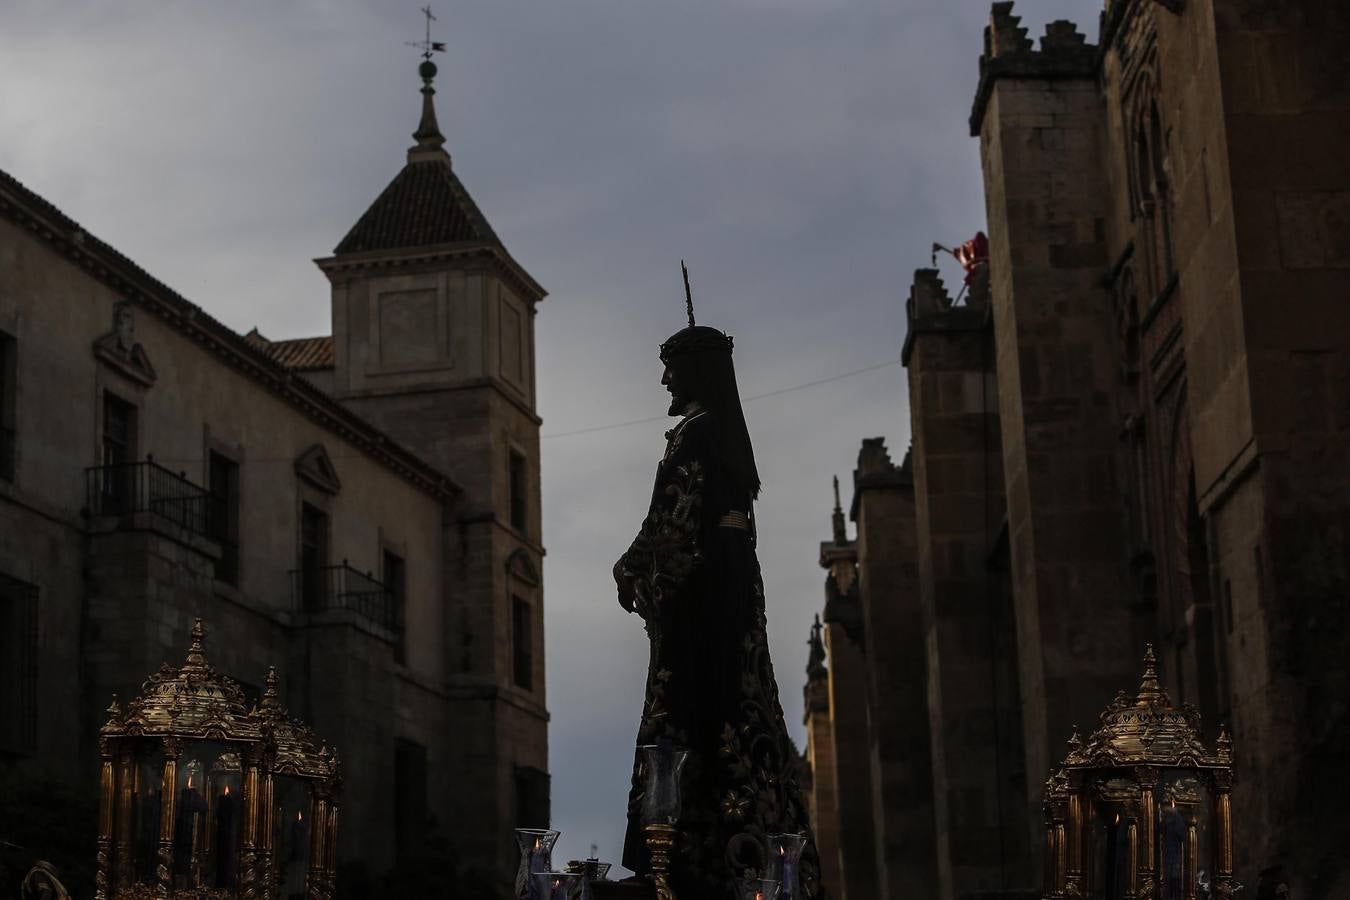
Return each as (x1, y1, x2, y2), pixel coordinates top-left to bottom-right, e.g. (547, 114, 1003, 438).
(1089, 792, 1134, 900)
(1158, 771, 1211, 900)
(274, 774, 314, 900)
(172, 740, 229, 890)
(132, 747, 165, 886)
(206, 752, 242, 889)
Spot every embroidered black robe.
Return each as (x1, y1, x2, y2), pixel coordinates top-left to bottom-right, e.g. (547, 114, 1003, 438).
(617, 409, 823, 899)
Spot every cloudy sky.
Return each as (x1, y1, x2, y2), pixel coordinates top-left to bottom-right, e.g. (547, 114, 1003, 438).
(1, 0, 1101, 874)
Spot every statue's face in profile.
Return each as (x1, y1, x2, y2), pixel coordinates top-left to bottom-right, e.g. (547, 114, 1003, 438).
(662, 364, 687, 417)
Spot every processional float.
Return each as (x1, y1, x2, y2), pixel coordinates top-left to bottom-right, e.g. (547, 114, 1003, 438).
(94, 620, 339, 900)
(1041, 645, 1238, 900)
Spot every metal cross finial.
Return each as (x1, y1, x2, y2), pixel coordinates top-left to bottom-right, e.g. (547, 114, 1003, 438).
(406, 5, 446, 60)
(681, 260, 695, 327)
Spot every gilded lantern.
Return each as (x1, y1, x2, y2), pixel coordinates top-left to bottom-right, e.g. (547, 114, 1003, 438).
(96, 619, 340, 900)
(1041, 645, 1236, 900)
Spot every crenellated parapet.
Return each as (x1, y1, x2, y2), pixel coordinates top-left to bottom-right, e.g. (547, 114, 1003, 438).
(970, 2, 1098, 136)
(849, 437, 912, 521)
(902, 269, 990, 365)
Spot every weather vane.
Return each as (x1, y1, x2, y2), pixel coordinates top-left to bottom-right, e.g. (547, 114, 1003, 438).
(405, 5, 446, 60)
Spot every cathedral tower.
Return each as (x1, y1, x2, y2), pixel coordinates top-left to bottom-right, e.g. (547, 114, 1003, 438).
(314, 55, 548, 881)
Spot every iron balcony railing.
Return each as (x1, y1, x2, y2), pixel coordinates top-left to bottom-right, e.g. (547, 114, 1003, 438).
(85, 458, 215, 538)
(290, 562, 403, 634)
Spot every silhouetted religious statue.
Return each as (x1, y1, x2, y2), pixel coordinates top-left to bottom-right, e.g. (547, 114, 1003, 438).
(614, 289, 822, 899)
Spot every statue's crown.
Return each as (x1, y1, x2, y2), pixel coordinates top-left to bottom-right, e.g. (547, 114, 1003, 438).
(659, 325, 734, 362)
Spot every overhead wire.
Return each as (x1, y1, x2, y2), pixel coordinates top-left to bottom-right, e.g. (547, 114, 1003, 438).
(146, 355, 904, 464)
(540, 356, 902, 440)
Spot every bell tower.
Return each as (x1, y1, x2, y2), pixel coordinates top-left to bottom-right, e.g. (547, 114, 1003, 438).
(314, 49, 548, 880)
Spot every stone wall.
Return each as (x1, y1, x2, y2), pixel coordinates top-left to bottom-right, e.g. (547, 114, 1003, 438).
(849, 441, 937, 900)
(904, 272, 1031, 897)
(820, 619, 877, 900)
(973, 5, 1142, 832)
(1209, 2, 1350, 895)
(818, 526, 879, 900)
(802, 657, 841, 898)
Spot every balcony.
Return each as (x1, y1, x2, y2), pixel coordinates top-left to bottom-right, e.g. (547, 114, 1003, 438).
(85, 459, 216, 539)
(290, 562, 403, 635)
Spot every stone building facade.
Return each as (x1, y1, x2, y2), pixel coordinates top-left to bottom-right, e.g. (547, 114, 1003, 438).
(0, 60, 548, 895)
(803, 3, 1350, 900)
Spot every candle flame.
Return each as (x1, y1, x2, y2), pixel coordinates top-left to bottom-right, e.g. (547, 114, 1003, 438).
(223, 785, 230, 796)
(534, 837, 542, 851)
(1114, 813, 1120, 824)
(187, 776, 194, 788)
(298, 810, 303, 822)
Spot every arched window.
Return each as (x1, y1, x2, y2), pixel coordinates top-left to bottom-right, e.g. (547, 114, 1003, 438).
(1128, 86, 1176, 297)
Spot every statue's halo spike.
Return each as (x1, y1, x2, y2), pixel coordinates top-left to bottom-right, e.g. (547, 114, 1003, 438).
(681, 260, 695, 327)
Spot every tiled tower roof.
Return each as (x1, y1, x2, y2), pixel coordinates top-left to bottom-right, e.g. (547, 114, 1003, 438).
(333, 160, 500, 254)
(332, 56, 504, 257)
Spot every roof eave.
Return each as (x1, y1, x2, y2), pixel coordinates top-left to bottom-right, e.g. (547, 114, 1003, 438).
(315, 240, 547, 303)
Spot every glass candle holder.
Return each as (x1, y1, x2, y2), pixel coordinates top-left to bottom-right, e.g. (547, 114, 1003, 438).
(768, 833, 808, 900)
(534, 871, 580, 900)
(579, 859, 611, 900)
(737, 877, 781, 900)
(514, 829, 560, 900)
(638, 740, 690, 825)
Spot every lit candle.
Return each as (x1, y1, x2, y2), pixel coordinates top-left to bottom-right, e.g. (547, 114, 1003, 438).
(768, 833, 805, 899)
(533, 871, 580, 900)
(514, 829, 560, 900)
(740, 877, 781, 900)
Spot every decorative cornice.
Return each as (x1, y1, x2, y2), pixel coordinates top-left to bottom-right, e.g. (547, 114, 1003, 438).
(314, 240, 546, 305)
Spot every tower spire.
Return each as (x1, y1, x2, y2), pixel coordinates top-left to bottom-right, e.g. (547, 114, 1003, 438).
(806, 613, 827, 681)
(831, 475, 847, 544)
(408, 6, 448, 163)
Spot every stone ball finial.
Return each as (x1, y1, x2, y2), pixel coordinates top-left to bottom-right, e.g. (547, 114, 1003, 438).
(419, 59, 438, 82)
